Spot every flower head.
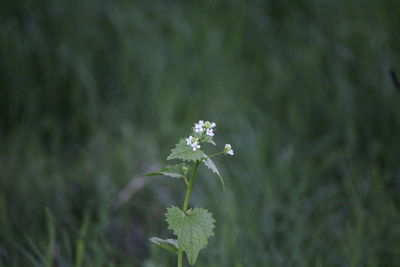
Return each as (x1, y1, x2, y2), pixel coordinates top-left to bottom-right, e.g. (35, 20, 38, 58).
(186, 135, 193, 145)
(204, 121, 216, 129)
(203, 121, 216, 136)
(194, 120, 205, 134)
(186, 135, 201, 151)
(224, 144, 234, 156)
(188, 120, 220, 151)
(206, 128, 215, 137)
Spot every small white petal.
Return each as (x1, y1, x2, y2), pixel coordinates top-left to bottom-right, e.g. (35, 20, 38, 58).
(206, 128, 214, 136)
(224, 144, 234, 155)
(194, 124, 204, 133)
(186, 136, 194, 145)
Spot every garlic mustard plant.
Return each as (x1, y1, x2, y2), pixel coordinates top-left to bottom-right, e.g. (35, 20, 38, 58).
(147, 120, 234, 266)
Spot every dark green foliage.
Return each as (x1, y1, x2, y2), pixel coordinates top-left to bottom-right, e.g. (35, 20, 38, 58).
(1, 0, 400, 266)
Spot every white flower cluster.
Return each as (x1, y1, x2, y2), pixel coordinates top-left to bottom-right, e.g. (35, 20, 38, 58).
(186, 120, 234, 156)
(194, 120, 216, 137)
(186, 135, 200, 151)
(224, 144, 234, 155)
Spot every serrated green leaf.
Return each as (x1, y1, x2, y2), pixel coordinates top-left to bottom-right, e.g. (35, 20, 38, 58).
(145, 164, 189, 178)
(167, 139, 206, 162)
(165, 207, 215, 265)
(150, 237, 179, 254)
(203, 156, 225, 191)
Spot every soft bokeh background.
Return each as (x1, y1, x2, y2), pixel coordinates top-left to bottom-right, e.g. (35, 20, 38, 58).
(1, 1, 400, 266)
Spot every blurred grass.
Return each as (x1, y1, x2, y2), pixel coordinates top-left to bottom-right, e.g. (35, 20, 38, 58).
(1, 0, 400, 266)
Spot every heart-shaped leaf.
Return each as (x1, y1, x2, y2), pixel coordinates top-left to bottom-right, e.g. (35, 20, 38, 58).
(165, 207, 215, 265)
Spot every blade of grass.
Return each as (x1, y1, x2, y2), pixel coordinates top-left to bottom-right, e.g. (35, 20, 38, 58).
(44, 208, 56, 267)
(75, 210, 91, 267)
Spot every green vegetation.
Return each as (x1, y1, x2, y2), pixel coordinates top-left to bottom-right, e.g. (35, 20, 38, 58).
(149, 120, 230, 266)
(1, 0, 400, 266)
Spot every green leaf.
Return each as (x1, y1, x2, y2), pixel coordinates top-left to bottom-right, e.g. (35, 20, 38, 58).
(165, 207, 215, 265)
(145, 164, 189, 178)
(203, 156, 225, 191)
(150, 237, 179, 254)
(167, 139, 206, 162)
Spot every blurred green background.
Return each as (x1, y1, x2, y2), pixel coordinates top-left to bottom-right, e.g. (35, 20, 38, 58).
(1, 0, 400, 266)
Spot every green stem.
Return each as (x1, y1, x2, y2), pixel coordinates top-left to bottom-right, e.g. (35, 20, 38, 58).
(207, 151, 224, 158)
(178, 250, 183, 267)
(182, 161, 200, 212)
(178, 160, 200, 267)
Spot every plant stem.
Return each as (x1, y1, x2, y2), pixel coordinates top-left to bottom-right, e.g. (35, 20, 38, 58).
(182, 161, 200, 212)
(178, 160, 200, 267)
(207, 151, 224, 158)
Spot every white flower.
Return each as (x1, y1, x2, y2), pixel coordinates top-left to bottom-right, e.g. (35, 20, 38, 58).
(204, 121, 216, 129)
(206, 128, 215, 137)
(186, 135, 201, 151)
(191, 142, 200, 151)
(186, 135, 194, 145)
(194, 120, 216, 136)
(194, 120, 205, 133)
(202, 121, 216, 137)
(224, 144, 234, 155)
